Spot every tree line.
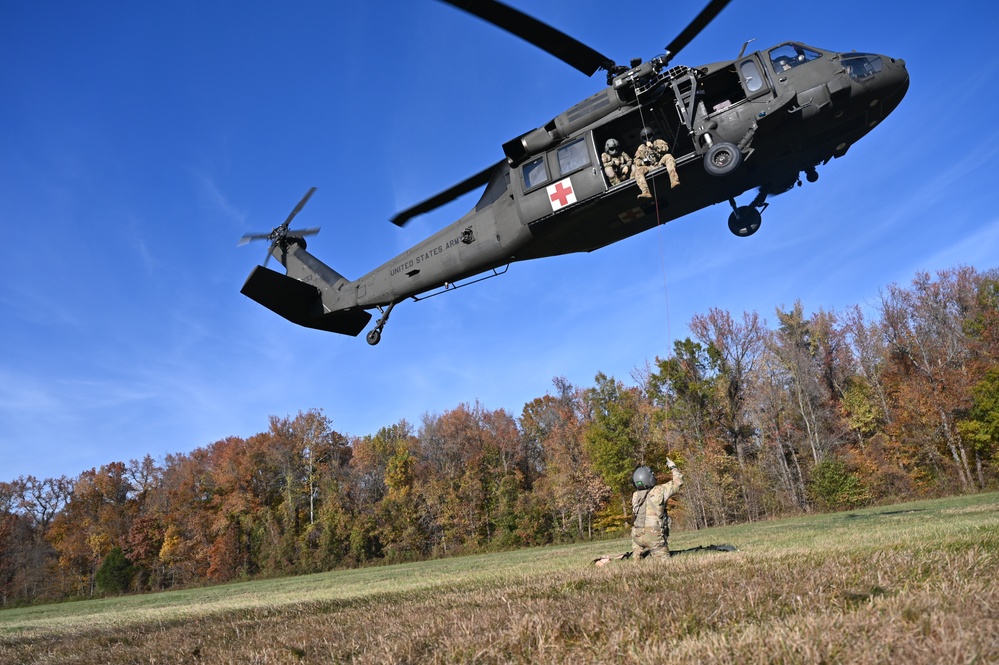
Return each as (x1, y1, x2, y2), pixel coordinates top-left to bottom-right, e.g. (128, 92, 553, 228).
(2, 265, 997, 605)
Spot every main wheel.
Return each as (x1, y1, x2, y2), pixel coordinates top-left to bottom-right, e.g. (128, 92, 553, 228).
(366, 329, 382, 346)
(728, 206, 762, 237)
(704, 142, 743, 177)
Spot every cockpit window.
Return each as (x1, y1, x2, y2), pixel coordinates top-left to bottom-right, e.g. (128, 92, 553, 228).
(769, 44, 822, 72)
(841, 53, 883, 81)
(523, 156, 548, 190)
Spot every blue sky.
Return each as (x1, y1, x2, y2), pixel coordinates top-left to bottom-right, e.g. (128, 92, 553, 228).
(2, 0, 998, 481)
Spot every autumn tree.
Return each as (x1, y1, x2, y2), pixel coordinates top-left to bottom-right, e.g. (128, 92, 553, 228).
(0, 479, 48, 605)
(754, 349, 810, 512)
(416, 403, 521, 552)
(880, 268, 986, 490)
(348, 421, 416, 561)
(647, 339, 720, 447)
(523, 379, 609, 539)
(648, 336, 746, 527)
(771, 303, 849, 465)
(690, 309, 765, 466)
(48, 463, 135, 597)
(155, 449, 218, 586)
(956, 367, 999, 487)
(840, 306, 917, 499)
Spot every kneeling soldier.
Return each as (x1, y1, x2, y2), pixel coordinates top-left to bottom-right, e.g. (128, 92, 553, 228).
(631, 459, 683, 559)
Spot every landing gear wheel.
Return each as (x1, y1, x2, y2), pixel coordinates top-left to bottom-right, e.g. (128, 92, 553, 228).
(366, 300, 396, 346)
(704, 142, 742, 176)
(728, 206, 762, 237)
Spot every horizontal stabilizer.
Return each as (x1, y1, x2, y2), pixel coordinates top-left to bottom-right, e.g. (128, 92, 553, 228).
(241, 266, 372, 336)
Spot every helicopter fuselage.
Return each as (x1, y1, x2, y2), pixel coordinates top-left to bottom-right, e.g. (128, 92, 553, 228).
(242, 41, 908, 342)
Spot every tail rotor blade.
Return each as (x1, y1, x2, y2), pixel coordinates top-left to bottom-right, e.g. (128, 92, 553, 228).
(238, 232, 271, 247)
(286, 227, 321, 239)
(282, 187, 317, 229)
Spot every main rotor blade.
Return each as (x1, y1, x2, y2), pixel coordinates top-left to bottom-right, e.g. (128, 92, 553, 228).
(664, 0, 733, 58)
(282, 187, 317, 229)
(439, 0, 616, 76)
(391, 160, 501, 227)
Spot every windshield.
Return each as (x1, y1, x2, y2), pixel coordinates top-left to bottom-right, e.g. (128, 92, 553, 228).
(841, 53, 884, 81)
(769, 44, 822, 72)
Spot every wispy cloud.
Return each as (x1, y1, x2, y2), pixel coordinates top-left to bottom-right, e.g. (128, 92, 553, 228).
(0, 369, 62, 413)
(918, 217, 999, 273)
(191, 169, 248, 228)
(0, 280, 85, 330)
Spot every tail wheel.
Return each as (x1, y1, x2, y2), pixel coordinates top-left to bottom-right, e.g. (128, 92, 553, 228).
(728, 206, 762, 237)
(704, 142, 742, 176)
(366, 300, 396, 346)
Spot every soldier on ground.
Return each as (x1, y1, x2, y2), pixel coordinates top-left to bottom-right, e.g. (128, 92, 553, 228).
(601, 138, 631, 186)
(633, 126, 680, 199)
(631, 459, 683, 559)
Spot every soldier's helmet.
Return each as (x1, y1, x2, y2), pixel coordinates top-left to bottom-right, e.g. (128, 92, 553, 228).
(640, 127, 655, 142)
(604, 138, 620, 155)
(632, 465, 656, 490)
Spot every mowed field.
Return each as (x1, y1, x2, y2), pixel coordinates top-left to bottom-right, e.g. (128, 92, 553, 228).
(2, 493, 997, 664)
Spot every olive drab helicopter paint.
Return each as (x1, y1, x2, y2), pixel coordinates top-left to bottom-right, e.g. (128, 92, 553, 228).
(239, 0, 909, 345)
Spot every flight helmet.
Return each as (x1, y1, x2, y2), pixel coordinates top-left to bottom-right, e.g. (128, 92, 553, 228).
(632, 465, 656, 490)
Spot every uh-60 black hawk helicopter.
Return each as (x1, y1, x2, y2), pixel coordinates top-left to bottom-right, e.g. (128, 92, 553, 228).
(239, 0, 909, 345)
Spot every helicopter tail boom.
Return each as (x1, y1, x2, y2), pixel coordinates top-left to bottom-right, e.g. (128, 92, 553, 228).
(240, 265, 372, 336)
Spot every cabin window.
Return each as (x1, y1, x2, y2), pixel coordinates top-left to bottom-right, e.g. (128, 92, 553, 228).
(556, 137, 590, 176)
(769, 44, 822, 73)
(740, 59, 763, 92)
(523, 156, 548, 190)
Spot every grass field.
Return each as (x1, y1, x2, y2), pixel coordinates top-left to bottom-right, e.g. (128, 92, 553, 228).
(2, 493, 997, 664)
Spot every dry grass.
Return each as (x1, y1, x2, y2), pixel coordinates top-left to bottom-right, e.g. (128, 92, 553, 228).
(2, 493, 998, 664)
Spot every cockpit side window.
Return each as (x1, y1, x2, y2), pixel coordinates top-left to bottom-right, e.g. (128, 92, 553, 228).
(769, 44, 822, 72)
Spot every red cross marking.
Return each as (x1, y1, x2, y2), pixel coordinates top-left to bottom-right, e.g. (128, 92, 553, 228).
(549, 181, 574, 206)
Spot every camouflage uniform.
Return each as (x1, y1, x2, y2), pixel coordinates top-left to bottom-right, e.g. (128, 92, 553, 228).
(631, 463, 683, 559)
(601, 148, 632, 186)
(633, 138, 680, 199)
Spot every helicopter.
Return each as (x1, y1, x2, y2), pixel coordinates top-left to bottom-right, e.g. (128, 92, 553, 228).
(239, 0, 909, 346)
